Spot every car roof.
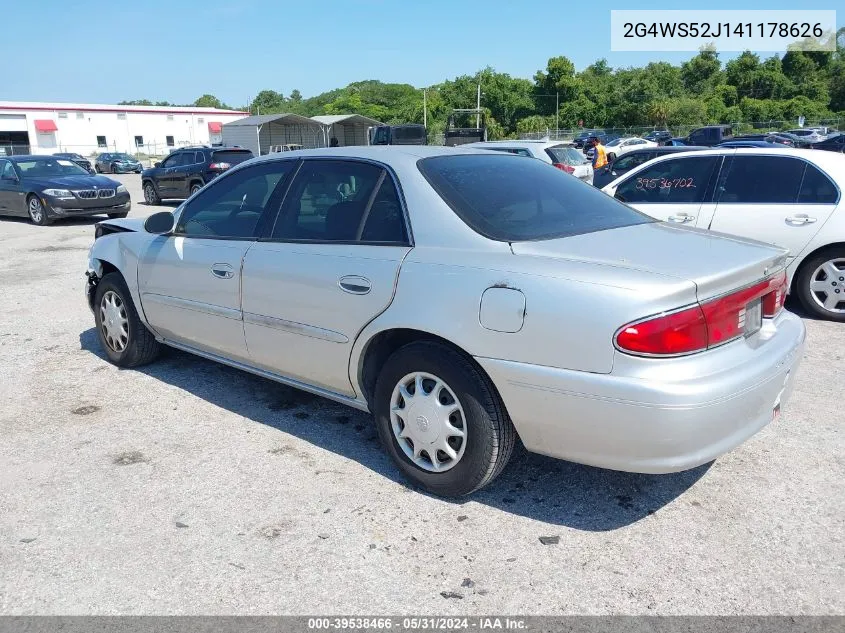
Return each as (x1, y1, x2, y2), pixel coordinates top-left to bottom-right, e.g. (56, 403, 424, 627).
(462, 140, 573, 150)
(248, 145, 506, 169)
(7, 154, 59, 161)
(623, 146, 707, 155)
(629, 146, 845, 173)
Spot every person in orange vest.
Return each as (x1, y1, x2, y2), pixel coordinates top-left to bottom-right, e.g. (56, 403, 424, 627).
(590, 136, 608, 170)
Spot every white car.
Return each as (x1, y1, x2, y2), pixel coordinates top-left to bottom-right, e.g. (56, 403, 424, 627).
(785, 129, 827, 143)
(604, 137, 657, 161)
(602, 147, 845, 321)
(462, 140, 593, 184)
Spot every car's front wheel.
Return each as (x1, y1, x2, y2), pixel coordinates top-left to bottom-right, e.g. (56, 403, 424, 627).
(796, 249, 845, 322)
(94, 272, 161, 367)
(27, 195, 52, 226)
(143, 182, 161, 205)
(373, 341, 516, 497)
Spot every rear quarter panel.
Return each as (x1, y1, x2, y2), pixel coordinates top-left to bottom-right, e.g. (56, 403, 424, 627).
(350, 246, 697, 386)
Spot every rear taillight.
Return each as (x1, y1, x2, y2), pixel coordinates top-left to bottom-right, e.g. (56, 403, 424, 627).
(553, 162, 575, 174)
(208, 162, 231, 170)
(615, 271, 787, 356)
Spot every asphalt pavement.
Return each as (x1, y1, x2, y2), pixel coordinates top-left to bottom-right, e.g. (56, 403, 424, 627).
(0, 173, 842, 614)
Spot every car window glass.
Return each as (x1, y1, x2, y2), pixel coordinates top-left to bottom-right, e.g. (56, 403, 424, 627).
(175, 161, 294, 239)
(273, 160, 405, 243)
(798, 163, 838, 204)
(718, 156, 804, 204)
(615, 156, 718, 204)
(418, 154, 651, 242)
(194, 152, 204, 165)
(160, 155, 177, 168)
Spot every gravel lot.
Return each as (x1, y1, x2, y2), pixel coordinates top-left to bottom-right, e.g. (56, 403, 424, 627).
(0, 173, 843, 615)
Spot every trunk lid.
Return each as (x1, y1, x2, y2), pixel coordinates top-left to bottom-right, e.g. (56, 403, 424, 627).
(511, 222, 788, 301)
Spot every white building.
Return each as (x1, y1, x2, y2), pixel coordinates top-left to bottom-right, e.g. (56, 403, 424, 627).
(0, 101, 249, 157)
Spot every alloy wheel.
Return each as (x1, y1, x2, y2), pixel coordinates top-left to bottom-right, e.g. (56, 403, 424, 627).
(389, 372, 467, 473)
(99, 290, 129, 353)
(28, 198, 44, 223)
(809, 258, 845, 314)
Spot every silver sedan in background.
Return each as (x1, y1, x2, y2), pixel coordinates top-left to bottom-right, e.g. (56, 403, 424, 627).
(84, 147, 805, 497)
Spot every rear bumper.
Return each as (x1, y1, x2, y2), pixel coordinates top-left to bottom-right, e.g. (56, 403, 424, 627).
(477, 310, 806, 474)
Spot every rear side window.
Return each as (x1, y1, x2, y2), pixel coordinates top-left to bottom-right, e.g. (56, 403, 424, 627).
(273, 160, 407, 243)
(545, 146, 588, 165)
(798, 163, 839, 204)
(612, 152, 654, 171)
(615, 156, 719, 204)
(717, 156, 805, 204)
(418, 154, 652, 242)
(211, 150, 254, 166)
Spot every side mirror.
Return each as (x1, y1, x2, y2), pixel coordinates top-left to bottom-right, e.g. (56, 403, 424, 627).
(144, 211, 175, 234)
(154, 162, 161, 168)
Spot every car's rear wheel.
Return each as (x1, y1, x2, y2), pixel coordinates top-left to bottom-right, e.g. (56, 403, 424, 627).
(94, 272, 161, 367)
(796, 249, 845, 322)
(373, 341, 516, 497)
(95, 164, 102, 173)
(143, 182, 161, 205)
(189, 183, 203, 196)
(27, 195, 52, 226)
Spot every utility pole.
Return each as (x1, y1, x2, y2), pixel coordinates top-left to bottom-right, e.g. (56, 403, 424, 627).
(556, 92, 559, 135)
(423, 89, 427, 128)
(476, 84, 481, 129)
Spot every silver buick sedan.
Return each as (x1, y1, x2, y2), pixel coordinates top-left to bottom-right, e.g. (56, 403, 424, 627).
(85, 146, 805, 497)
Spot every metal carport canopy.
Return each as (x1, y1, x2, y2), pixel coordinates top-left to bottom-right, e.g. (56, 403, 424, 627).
(312, 114, 384, 146)
(221, 113, 324, 154)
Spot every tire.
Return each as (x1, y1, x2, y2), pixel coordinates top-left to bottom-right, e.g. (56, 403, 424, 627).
(27, 195, 52, 226)
(93, 272, 161, 367)
(108, 212, 129, 219)
(143, 182, 161, 205)
(373, 341, 516, 497)
(795, 248, 845, 322)
(95, 164, 102, 174)
(110, 163, 119, 174)
(189, 183, 203, 196)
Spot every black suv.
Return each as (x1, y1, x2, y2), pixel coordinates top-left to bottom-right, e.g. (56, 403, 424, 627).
(141, 146, 254, 204)
(573, 129, 607, 148)
(684, 125, 733, 146)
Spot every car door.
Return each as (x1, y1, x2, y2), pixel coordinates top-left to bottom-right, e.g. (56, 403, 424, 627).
(241, 158, 412, 397)
(152, 153, 180, 197)
(137, 160, 295, 361)
(705, 154, 839, 260)
(608, 154, 722, 226)
(173, 152, 200, 198)
(0, 160, 27, 216)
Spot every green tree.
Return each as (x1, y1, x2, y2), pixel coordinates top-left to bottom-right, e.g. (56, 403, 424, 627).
(681, 47, 722, 95)
(194, 94, 228, 109)
(250, 90, 286, 114)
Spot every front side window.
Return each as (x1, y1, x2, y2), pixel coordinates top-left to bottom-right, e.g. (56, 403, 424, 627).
(615, 156, 719, 204)
(419, 154, 651, 242)
(175, 161, 294, 239)
(717, 156, 805, 204)
(272, 160, 406, 243)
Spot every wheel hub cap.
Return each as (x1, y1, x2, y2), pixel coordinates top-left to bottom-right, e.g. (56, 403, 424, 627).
(29, 200, 42, 221)
(390, 372, 466, 473)
(99, 290, 129, 352)
(809, 258, 845, 313)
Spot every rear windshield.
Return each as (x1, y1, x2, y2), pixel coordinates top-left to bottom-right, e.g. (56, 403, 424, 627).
(391, 127, 426, 143)
(211, 150, 254, 164)
(418, 154, 652, 242)
(545, 145, 588, 166)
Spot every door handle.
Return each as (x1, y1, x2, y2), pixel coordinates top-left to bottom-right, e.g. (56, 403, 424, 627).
(211, 263, 234, 279)
(338, 275, 371, 295)
(785, 214, 817, 225)
(668, 213, 695, 223)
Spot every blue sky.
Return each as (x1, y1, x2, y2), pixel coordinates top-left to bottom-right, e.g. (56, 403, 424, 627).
(2, 0, 841, 107)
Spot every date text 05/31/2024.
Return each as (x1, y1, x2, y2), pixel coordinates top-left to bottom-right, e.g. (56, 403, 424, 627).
(623, 22, 825, 39)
